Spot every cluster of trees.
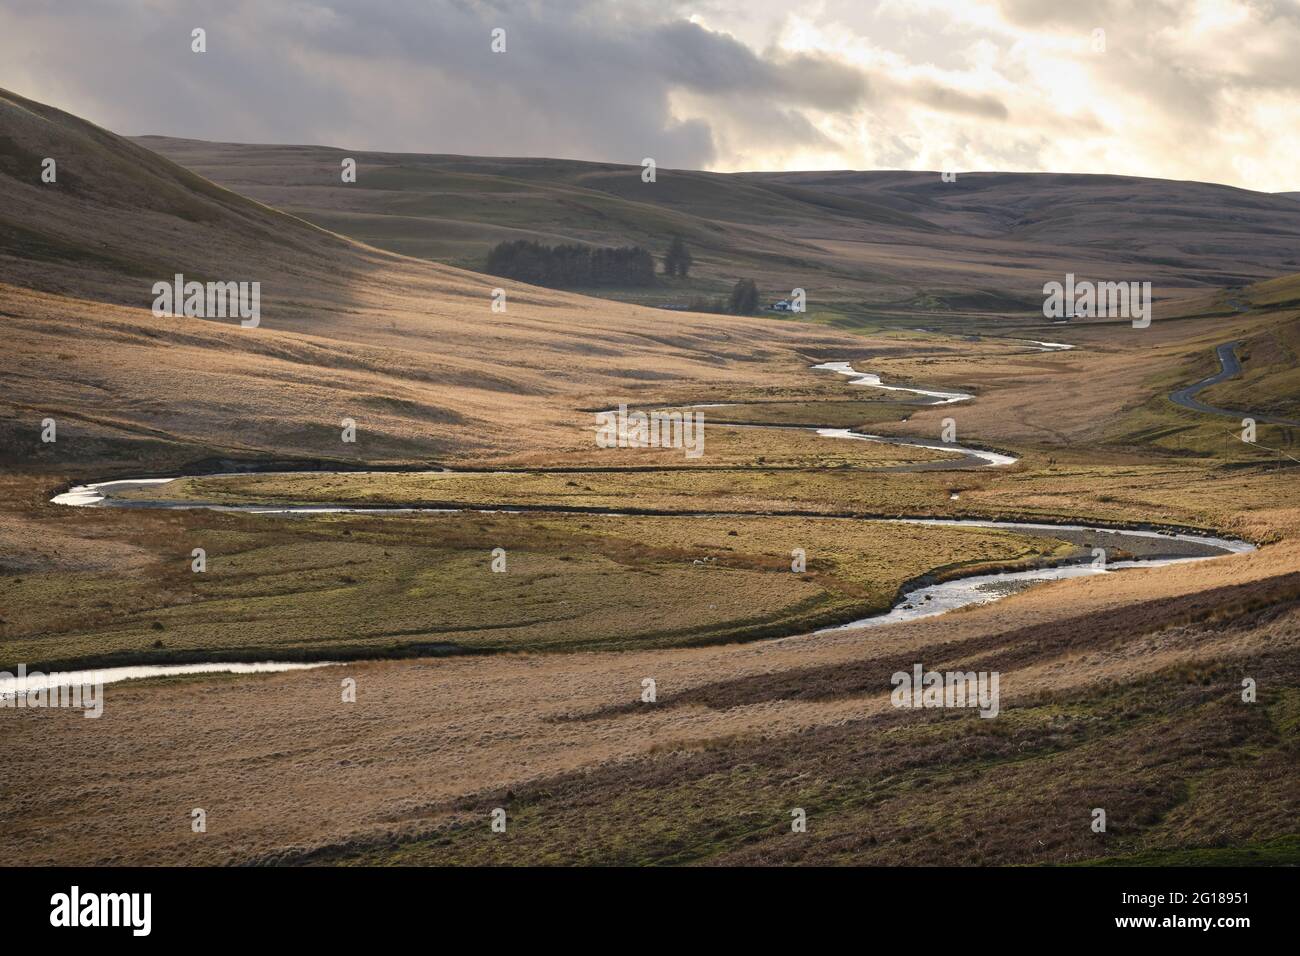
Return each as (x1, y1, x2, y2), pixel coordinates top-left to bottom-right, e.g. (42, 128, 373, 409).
(664, 238, 762, 313)
(485, 240, 656, 287)
(485, 237, 760, 315)
(486, 236, 701, 288)
(688, 279, 760, 316)
(663, 236, 693, 277)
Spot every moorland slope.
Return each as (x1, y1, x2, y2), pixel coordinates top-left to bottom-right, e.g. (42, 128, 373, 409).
(138, 135, 1300, 317)
(0, 91, 1295, 868)
(0, 88, 860, 472)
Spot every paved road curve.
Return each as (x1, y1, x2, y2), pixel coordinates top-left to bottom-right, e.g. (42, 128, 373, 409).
(1169, 341, 1300, 427)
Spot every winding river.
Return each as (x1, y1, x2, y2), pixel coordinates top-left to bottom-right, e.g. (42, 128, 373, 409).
(36, 358, 1254, 693)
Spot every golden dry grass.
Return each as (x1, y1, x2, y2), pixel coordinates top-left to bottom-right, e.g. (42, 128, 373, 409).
(1, 89, 1298, 867)
(4, 537, 1295, 866)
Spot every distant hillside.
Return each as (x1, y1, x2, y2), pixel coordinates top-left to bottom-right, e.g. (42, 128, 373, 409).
(137, 135, 1300, 319)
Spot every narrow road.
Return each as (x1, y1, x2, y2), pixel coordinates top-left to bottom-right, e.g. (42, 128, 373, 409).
(1169, 341, 1300, 427)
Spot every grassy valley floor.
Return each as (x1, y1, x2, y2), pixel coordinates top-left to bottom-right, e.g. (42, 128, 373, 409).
(2, 92, 1297, 865)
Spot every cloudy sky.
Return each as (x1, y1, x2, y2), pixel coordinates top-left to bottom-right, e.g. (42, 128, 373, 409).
(2, 0, 1297, 192)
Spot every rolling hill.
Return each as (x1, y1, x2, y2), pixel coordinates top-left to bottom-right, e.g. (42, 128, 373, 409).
(136, 135, 1300, 319)
(0, 88, 860, 473)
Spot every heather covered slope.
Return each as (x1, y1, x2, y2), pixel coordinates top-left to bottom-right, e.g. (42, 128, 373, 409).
(137, 135, 1300, 316)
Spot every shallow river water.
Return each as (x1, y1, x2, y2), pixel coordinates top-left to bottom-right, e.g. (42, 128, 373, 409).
(37, 359, 1253, 690)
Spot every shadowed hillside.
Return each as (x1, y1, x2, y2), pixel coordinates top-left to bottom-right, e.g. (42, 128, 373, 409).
(0, 90, 352, 307)
(137, 135, 1300, 319)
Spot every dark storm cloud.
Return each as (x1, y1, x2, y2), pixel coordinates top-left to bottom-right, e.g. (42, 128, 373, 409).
(2, 0, 1294, 189)
(647, 20, 869, 109)
(0, 0, 869, 168)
